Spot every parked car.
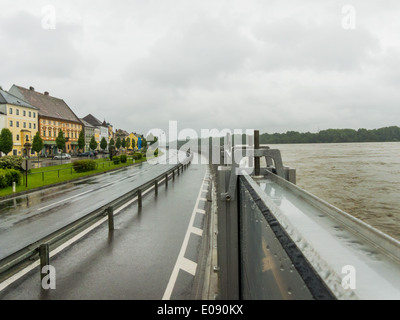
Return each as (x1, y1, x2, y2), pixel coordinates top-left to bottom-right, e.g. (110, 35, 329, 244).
(54, 153, 71, 160)
(77, 151, 96, 158)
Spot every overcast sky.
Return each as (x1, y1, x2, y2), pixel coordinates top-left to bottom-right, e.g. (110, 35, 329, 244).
(1, 0, 400, 137)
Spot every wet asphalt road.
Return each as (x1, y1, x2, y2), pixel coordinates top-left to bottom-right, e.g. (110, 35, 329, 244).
(0, 152, 211, 300)
(0, 150, 189, 260)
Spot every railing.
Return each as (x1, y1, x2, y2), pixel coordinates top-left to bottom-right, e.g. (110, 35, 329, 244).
(0, 153, 193, 284)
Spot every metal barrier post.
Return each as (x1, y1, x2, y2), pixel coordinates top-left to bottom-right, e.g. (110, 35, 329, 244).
(138, 190, 142, 209)
(39, 244, 50, 281)
(165, 174, 168, 187)
(107, 207, 114, 231)
(155, 180, 158, 196)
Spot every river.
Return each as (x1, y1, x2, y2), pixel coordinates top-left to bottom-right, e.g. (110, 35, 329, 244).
(267, 142, 400, 242)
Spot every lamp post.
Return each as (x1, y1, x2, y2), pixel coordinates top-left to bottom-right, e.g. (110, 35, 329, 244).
(23, 142, 32, 188)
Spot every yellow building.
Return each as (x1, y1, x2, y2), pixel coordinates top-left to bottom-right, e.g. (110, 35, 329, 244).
(128, 133, 138, 150)
(0, 88, 39, 157)
(9, 85, 83, 156)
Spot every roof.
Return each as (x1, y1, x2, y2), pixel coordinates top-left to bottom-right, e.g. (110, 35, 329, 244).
(82, 114, 108, 128)
(80, 118, 95, 128)
(9, 85, 80, 123)
(0, 88, 38, 110)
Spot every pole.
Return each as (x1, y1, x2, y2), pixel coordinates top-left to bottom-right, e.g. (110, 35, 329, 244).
(25, 159, 28, 188)
(254, 130, 260, 177)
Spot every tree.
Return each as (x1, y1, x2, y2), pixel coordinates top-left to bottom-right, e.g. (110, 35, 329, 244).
(109, 138, 115, 147)
(131, 138, 136, 151)
(78, 131, 85, 151)
(90, 136, 98, 151)
(55, 130, 66, 153)
(32, 132, 44, 162)
(126, 137, 131, 150)
(116, 137, 121, 150)
(0, 128, 13, 156)
(100, 137, 108, 151)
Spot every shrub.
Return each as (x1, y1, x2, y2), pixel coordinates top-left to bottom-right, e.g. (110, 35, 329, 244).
(0, 156, 24, 171)
(113, 156, 121, 165)
(120, 154, 127, 163)
(154, 148, 159, 157)
(73, 160, 97, 173)
(0, 169, 22, 188)
(133, 153, 142, 161)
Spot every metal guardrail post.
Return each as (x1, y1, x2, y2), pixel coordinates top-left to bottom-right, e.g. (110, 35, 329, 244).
(172, 170, 175, 181)
(107, 207, 114, 231)
(165, 174, 168, 187)
(138, 190, 142, 209)
(155, 180, 158, 196)
(39, 244, 50, 281)
(216, 142, 240, 300)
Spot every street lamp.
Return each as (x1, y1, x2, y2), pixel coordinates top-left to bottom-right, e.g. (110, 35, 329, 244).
(23, 142, 32, 188)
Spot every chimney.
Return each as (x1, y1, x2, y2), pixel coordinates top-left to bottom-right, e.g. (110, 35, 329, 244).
(44, 91, 49, 96)
(29, 86, 35, 91)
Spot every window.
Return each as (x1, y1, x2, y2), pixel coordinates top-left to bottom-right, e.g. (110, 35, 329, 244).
(16, 109, 19, 116)
(16, 135, 20, 141)
(13, 150, 17, 156)
(26, 135, 29, 142)
(23, 122, 26, 129)
(34, 124, 36, 129)
(23, 110, 26, 117)
(9, 120, 13, 127)
(9, 108, 13, 115)
(29, 123, 32, 129)
(43, 130, 46, 137)
(33, 112, 36, 118)
(29, 111, 31, 117)
(16, 121, 19, 128)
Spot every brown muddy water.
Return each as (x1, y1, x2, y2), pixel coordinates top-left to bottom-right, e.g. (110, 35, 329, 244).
(268, 142, 400, 241)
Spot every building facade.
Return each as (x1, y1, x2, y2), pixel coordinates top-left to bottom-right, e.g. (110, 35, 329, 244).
(82, 114, 109, 151)
(9, 85, 83, 156)
(79, 119, 95, 152)
(0, 88, 39, 157)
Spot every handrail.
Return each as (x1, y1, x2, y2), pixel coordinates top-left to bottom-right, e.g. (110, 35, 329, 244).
(0, 153, 193, 284)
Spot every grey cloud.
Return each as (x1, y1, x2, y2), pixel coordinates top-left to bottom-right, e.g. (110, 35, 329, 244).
(125, 17, 254, 88)
(0, 11, 93, 79)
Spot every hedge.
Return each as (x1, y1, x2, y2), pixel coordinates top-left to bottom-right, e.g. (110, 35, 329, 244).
(0, 156, 24, 171)
(120, 154, 127, 163)
(133, 153, 142, 161)
(113, 156, 121, 164)
(73, 160, 97, 173)
(0, 169, 22, 188)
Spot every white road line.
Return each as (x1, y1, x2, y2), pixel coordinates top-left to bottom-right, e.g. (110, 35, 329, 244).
(180, 258, 197, 276)
(199, 198, 207, 202)
(191, 227, 203, 237)
(162, 169, 207, 300)
(37, 189, 93, 211)
(196, 209, 206, 215)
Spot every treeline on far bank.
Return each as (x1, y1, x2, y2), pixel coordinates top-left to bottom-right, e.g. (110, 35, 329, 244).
(259, 126, 400, 144)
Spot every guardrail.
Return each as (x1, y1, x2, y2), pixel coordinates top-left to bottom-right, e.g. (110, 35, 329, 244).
(0, 153, 193, 284)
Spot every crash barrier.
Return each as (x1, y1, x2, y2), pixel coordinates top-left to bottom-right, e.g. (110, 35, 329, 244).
(214, 131, 400, 300)
(0, 153, 193, 285)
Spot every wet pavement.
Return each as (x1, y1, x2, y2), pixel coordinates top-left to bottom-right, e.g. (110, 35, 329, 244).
(0, 153, 211, 300)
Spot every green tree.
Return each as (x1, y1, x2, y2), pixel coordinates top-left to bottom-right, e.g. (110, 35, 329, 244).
(90, 136, 98, 151)
(122, 138, 126, 150)
(78, 131, 85, 151)
(100, 137, 108, 151)
(55, 130, 66, 153)
(126, 137, 131, 150)
(116, 137, 121, 150)
(32, 132, 44, 162)
(109, 138, 115, 147)
(0, 128, 13, 156)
